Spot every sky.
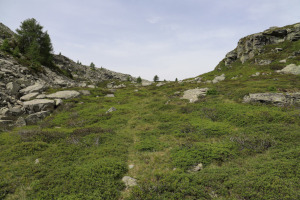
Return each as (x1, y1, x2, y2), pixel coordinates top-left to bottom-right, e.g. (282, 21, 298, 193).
(1, 0, 300, 80)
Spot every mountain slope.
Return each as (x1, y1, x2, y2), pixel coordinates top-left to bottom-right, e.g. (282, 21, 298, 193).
(0, 22, 299, 199)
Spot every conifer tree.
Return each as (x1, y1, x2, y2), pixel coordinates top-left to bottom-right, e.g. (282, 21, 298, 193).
(16, 18, 53, 66)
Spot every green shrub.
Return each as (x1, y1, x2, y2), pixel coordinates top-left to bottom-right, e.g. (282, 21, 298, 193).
(171, 142, 237, 170)
(206, 88, 218, 95)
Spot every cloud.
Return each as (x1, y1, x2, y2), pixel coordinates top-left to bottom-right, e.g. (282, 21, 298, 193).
(146, 16, 162, 24)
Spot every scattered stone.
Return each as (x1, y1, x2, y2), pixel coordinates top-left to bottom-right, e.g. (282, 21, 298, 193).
(276, 64, 300, 75)
(35, 159, 40, 164)
(181, 88, 209, 103)
(243, 92, 300, 106)
(212, 74, 225, 84)
(0, 107, 9, 116)
(129, 164, 134, 169)
(275, 48, 283, 52)
(134, 89, 138, 92)
(25, 111, 51, 125)
(79, 90, 91, 95)
(106, 107, 116, 114)
(122, 176, 137, 187)
(46, 90, 81, 99)
(141, 80, 152, 86)
(54, 99, 63, 106)
(256, 59, 272, 65)
(191, 163, 203, 172)
(20, 92, 39, 101)
(15, 117, 26, 127)
(113, 84, 126, 89)
(156, 82, 165, 87)
(251, 72, 260, 77)
(6, 82, 20, 95)
(87, 85, 95, 88)
(9, 106, 23, 116)
(279, 59, 287, 63)
(105, 94, 115, 98)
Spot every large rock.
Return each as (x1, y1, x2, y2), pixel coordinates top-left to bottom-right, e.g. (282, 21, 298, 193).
(46, 90, 80, 99)
(20, 92, 39, 101)
(277, 64, 300, 75)
(6, 82, 20, 95)
(181, 88, 208, 103)
(23, 99, 55, 113)
(243, 92, 300, 105)
(212, 74, 225, 84)
(20, 83, 46, 94)
(25, 111, 51, 125)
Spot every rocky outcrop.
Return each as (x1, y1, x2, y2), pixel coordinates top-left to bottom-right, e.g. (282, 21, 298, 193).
(243, 92, 300, 106)
(222, 23, 300, 66)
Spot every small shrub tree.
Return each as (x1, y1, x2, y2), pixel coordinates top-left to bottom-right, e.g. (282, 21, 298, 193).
(137, 76, 142, 83)
(175, 78, 178, 82)
(13, 46, 20, 57)
(153, 75, 159, 82)
(0, 39, 10, 52)
(90, 62, 95, 70)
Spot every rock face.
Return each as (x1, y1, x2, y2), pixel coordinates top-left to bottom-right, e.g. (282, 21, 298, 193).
(277, 64, 300, 75)
(243, 92, 300, 105)
(0, 22, 134, 128)
(46, 90, 81, 99)
(181, 88, 208, 103)
(222, 23, 300, 66)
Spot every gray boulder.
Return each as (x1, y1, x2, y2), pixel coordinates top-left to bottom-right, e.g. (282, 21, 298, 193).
(20, 83, 46, 94)
(79, 90, 91, 95)
(6, 82, 20, 95)
(46, 90, 80, 99)
(25, 111, 51, 125)
(277, 64, 300, 75)
(212, 74, 225, 84)
(243, 93, 286, 105)
(181, 88, 208, 103)
(9, 106, 23, 116)
(106, 107, 116, 113)
(105, 94, 115, 98)
(20, 92, 39, 101)
(23, 99, 55, 113)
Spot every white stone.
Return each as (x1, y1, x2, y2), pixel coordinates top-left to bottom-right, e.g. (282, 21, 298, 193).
(122, 176, 137, 187)
(46, 90, 80, 99)
(181, 88, 209, 103)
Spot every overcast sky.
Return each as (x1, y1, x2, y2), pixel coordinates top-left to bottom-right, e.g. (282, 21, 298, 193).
(1, 0, 300, 80)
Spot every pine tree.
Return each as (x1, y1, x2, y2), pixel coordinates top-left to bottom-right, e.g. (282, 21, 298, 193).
(137, 76, 142, 83)
(0, 39, 10, 52)
(153, 75, 159, 82)
(13, 46, 20, 57)
(175, 78, 178, 82)
(90, 62, 95, 70)
(16, 18, 53, 66)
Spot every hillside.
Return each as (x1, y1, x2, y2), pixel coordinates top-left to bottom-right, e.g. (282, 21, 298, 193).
(0, 22, 300, 199)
